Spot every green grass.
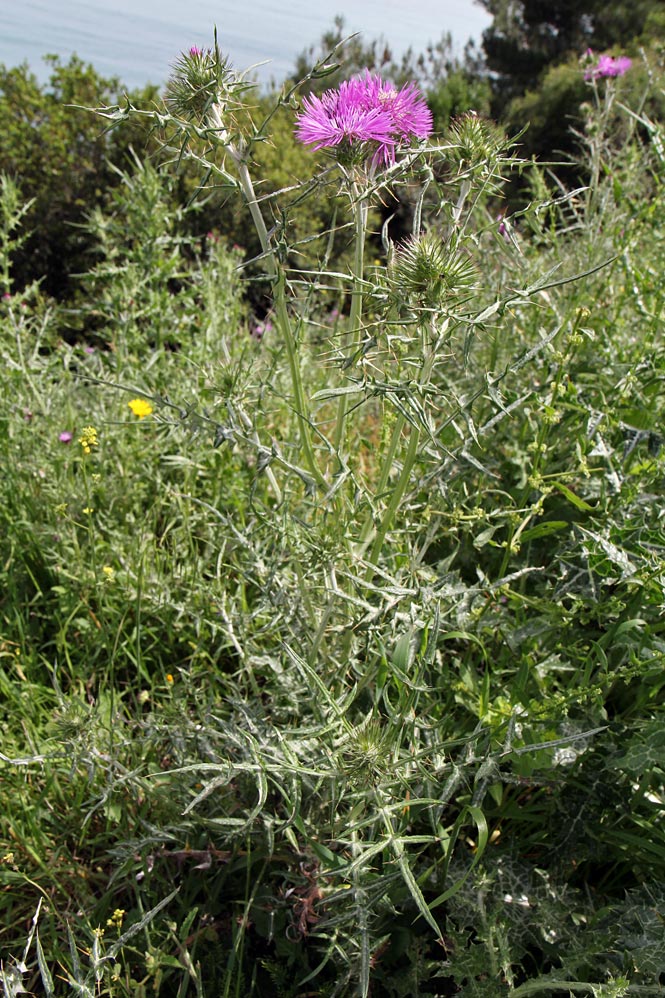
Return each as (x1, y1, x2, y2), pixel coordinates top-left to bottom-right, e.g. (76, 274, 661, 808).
(1, 53, 664, 998)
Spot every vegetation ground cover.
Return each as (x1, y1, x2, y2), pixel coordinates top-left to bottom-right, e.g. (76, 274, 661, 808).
(0, 16, 664, 998)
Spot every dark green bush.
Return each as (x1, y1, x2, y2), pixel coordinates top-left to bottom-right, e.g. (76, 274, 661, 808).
(0, 56, 161, 298)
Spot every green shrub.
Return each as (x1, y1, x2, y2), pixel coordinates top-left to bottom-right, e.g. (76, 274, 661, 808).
(0, 56, 160, 299)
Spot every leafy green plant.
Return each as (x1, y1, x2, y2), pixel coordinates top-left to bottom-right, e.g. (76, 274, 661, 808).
(1, 31, 664, 998)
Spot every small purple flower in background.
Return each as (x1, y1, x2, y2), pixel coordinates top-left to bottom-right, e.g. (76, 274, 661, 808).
(295, 71, 432, 166)
(584, 52, 632, 80)
(59, 431, 73, 444)
(83, 345, 95, 355)
(250, 319, 272, 343)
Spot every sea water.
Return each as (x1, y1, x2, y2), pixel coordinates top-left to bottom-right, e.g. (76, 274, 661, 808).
(0, 0, 490, 89)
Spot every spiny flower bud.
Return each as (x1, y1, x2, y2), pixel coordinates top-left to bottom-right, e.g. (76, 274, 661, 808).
(390, 232, 476, 309)
(448, 112, 506, 174)
(164, 42, 248, 131)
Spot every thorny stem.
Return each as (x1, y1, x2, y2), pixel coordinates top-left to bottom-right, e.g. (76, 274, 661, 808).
(362, 318, 442, 574)
(367, 417, 422, 568)
(225, 119, 325, 489)
(333, 181, 368, 456)
(275, 275, 327, 489)
(444, 177, 472, 242)
(496, 312, 579, 580)
(234, 160, 276, 278)
(583, 80, 616, 226)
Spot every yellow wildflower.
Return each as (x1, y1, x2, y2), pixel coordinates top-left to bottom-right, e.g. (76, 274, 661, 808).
(79, 426, 99, 454)
(83, 507, 94, 515)
(166, 673, 174, 684)
(128, 398, 153, 419)
(102, 566, 115, 581)
(107, 909, 125, 929)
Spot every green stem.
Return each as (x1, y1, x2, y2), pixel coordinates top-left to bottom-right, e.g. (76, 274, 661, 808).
(496, 311, 580, 580)
(511, 982, 613, 997)
(375, 412, 408, 499)
(584, 83, 615, 226)
(275, 275, 327, 489)
(234, 158, 276, 279)
(333, 183, 367, 455)
(356, 410, 407, 553)
(233, 149, 325, 488)
(363, 322, 439, 571)
(367, 421, 421, 569)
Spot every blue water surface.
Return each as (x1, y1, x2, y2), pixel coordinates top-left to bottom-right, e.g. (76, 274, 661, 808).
(0, 0, 491, 89)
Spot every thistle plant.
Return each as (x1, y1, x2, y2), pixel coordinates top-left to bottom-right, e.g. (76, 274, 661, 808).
(578, 48, 634, 223)
(9, 34, 655, 998)
(0, 174, 35, 297)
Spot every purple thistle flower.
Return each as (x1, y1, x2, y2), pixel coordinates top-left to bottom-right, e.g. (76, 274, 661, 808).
(295, 71, 432, 165)
(607, 55, 632, 76)
(189, 46, 204, 57)
(584, 53, 632, 80)
(350, 71, 433, 141)
(296, 85, 395, 152)
(59, 431, 73, 444)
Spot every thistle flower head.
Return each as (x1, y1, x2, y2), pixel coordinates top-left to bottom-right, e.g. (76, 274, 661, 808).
(296, 85, 395, 156)
(295, 70, 432, 167)
(341, 718, 391, 781)
(349, 71, 433, 142)
(584, 51, 632, 81)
